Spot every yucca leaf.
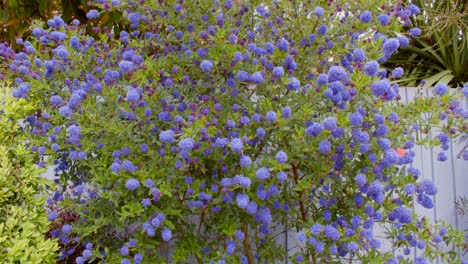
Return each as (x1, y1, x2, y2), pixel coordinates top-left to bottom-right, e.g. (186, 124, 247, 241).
(423, 70, 454, 88)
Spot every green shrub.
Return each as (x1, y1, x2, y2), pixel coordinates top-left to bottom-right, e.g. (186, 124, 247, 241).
(0, 86, 58, 263)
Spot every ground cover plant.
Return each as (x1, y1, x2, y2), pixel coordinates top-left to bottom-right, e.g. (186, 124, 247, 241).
(1, 0, 468, 263)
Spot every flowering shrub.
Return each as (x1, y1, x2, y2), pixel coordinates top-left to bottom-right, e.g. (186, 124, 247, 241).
(1, 0, 467, 263)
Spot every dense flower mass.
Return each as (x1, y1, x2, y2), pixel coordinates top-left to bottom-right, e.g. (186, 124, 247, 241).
(2, 0, 467, 263)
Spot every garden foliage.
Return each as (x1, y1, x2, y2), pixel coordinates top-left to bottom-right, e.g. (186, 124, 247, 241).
(383, 0, 468, 87)
(0, 87, 59, 263)
(1, 0, 468, 263)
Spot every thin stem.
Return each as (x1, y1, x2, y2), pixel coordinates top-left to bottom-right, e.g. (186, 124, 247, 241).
(243, 225, 255, 264)
(291, 162, 307, 222)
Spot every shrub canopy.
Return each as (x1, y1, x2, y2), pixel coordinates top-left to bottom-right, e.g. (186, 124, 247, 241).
(1, 0, 467, 263)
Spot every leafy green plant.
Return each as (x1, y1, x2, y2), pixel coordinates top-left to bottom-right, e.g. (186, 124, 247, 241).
(384, 0, 468, 87)
(0, 86, 58, 263)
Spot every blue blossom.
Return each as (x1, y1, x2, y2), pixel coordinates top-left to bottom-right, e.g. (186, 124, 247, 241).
(50, 95, 62, 106)
(377, 14, 390, 26)
(437, 152, 447, 161)
(355, 173, 366, 187)
(140, 144, 148, 153)
(364, 60, 379, 76)
(377, 138, 392, 150)
(86, 9, 99, 19)
(297, 231, 307, 241)
(399, 208, 412, 224)
(360, 11, 372, 23)
(349, 112, 363, 126)
(433, 234, 443, 243)
(353, 129, 369, 143)
(383, 38, 400, 56)
(414, 257, 427, 264)
(246, 201, 258, 214)
(215, 137, 229, 148)
(151, 215, 163, 228)
(126, 88, 139, 102)
(83, 249, 92, 259)
(398, 35, 410, 46)
(159, 130, 175, 143)
(256, 167, 270, 180)
(236, 193, 249, 209)
(141, 198, 151, 207)
(266, 111, 277, 122)
(200, 60, 213, 72)
(236, 71, 250, 82)
(256, 188, 267, 200)
(272, 66, 284, 78)
(279, 107, 291, 120)
(383, 148, 399, 165)
(276, 151, 288, 163)
(122, 160, 137, 172)
(368, 180, 384, 203)
(161, 228, 172, 241)
(55, 47, 69, 59)
(277, 171, 287, 181)
(348, 241, 358, 252)
(323, 225, 340, 241)
(351, 50, 365, 64)
(317, 25, 327, 35)
(125, 178, 140, 190)
(404, 184, 416, 194)
(255, 207, 272, 224)
(111, 163, 121, 173)
(240, 155, 252, 167)
(388, 112, 399, 122)
(323, 117, 337, 131)
(407, 3, 421, 15)
(277, 39, 289, 52)
(179, 138, 195, 151)
(134, 254, 142, 264)
(318, 140, 331, 153)
(256, 127, 265, 138)
(230, 138, 243, 153)
(420, 179, 438, 195)
(119, 246, 129, 256)
(409, 27, 421, 37)
(128, 12, 141, 25)
(314, 6, 325, 17)
(287, 77, 301, 90)
(142, 179, 154, 188)
(310, 224, 322, 235)
(67, 124, 81, 136)
(317, 74, 328, 86)
(370, 79, 390, 96)
(433, 82, 448, 96)
(62, 224, 72, 234)
(370, 239, 381, 248)
(328, 66, 349, 82)
(391, 67, 404, 79)
(306, 123, 323, 136)
(251, 72, 264, 84)
(226, 239, 236, 256)
(234, 230, 244, 241)
(234, 175, 251, 188)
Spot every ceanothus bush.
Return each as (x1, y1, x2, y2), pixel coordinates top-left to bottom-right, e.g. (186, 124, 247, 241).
(1, 0, 467, 263)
